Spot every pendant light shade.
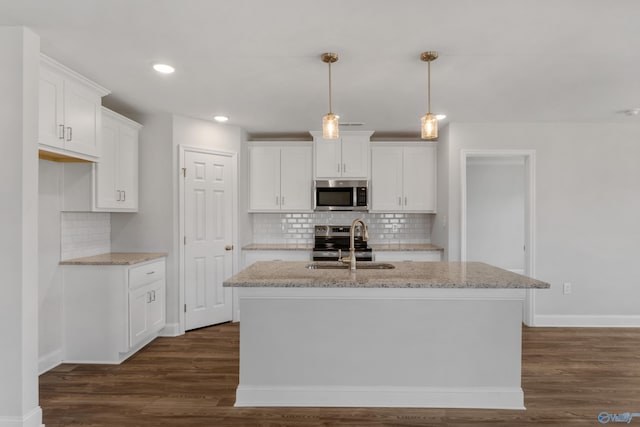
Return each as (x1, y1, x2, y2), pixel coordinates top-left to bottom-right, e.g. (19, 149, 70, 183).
(321, 52, 339, 139)
(420, 51, 438, 140)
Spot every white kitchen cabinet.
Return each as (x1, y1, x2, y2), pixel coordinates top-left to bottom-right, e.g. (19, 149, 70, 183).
(311, 131, 373, 179)
(39, 54, 110, 161)
(243, 250, 311, 268)
(249, 142, 312, 212)
(61, 108, 141, 212)
(95, 108, 141, 211)
(374, 251, 442, 262)
(63, 258, 166, 364)
(371, 142, 437, 212)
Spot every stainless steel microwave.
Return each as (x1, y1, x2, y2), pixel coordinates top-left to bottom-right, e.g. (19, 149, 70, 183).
(314, 180, 368, 211)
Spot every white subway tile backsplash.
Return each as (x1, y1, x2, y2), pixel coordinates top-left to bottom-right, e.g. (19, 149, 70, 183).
(60, 212, 111, 260)
(252, 212, 433, 244)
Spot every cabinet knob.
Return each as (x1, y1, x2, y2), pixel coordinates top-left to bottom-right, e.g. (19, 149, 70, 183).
(225, 245, 234, 251)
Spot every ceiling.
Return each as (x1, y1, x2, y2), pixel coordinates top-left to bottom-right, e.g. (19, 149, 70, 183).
(2, 0, 640, 138)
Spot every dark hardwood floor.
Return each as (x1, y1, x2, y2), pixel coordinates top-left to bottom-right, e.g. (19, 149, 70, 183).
(40, 323, 640, 426)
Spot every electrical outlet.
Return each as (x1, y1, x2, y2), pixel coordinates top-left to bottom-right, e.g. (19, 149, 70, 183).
(563, 282, 572, 295)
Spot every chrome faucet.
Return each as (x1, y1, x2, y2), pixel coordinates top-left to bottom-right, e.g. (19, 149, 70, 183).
(340, 218, 369, 271)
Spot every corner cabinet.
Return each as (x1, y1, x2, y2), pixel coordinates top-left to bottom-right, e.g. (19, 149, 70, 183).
(61, 108, 141, 212)
(63, 258, 166, 364)
(39, 54, 110, 161)
(95, 108, 141, 211)
(248, 142, 313, 212)
(371, 142, 437, 212)
(311, 131, 373, 179)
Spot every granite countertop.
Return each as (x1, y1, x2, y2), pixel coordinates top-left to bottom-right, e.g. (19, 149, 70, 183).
(60, 252, 168, 265)
(224, 261, 550, 289)
(242, 243, 442, 251)
(242, 243, 314, 251)
(369, 243, 443, 252)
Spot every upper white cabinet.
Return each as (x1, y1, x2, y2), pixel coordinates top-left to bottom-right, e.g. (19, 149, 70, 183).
(311, 131, 373, 179)
(95, 108, 141, 211)
(249, 142, 313, 212)
(39, 54, 110, 161)
(371, 142, 437, 212)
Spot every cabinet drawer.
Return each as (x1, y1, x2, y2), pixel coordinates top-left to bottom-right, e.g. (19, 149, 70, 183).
(129, 260, 166, 289)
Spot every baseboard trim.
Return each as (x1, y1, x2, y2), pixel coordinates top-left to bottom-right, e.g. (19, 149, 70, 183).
(534, 314, 640, 327)
(38, 348, 63, 375)
(235, 385, 525, 409)
(158, 323, 181, 337)
(0, 406, 43, 427)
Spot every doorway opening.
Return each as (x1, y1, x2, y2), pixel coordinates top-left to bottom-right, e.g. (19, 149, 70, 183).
(461, 150, 536, 325)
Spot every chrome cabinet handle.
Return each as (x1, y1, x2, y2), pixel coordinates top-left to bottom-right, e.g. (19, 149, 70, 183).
(146, 292, 152, 303)
(66, 127, 72, 141)
(404, 196, 408, 206)
(343, 163, 346, 173)
(281, 196, 285, 205)
(59, 124, 65, 139)
(398, 196, 402, 206)
(146, 271, 155, 275)
(151, 290, 156, 302)
(116, 190, 121, 201)
(276, 195, 279, 206)
(122, 190, 126, 202)
(337, 163, 340, 173)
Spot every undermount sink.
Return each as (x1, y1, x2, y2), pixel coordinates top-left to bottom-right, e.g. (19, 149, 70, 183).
(306, 262, 396, 270)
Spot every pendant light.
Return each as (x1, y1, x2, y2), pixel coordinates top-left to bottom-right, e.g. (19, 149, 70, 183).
(420, 51, 438, 140)
(321, 52, 339, 139)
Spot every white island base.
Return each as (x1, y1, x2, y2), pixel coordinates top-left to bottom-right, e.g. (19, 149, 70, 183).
(235, 287, 526, 409)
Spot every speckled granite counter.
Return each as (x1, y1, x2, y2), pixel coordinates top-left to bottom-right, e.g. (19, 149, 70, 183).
(224, 261, 549, 289)
(60, 252, 167, 265)
(242, 243, 313, 251)
(370, 243, 443, 252)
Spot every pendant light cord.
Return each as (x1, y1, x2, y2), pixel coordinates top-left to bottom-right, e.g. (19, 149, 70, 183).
(427, 59, 431, 114)
(328, 60, 333, 114)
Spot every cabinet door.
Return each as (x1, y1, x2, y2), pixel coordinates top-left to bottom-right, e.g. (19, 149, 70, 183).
(129, 286, 150, 348)
(249, 146, 281, 211)
(314, 138, 341, 178)
(39, 66, 65, 149)
(95, 115, 119, 209)
(64, 79, 101, 157)
(147, 280, 165, 334)
(118, 124, 138, 210)
(403, 146, 436, 212)
(340, 135, 369, 178)
(371, 147, 403, 211)
(280, 146, 312, 211)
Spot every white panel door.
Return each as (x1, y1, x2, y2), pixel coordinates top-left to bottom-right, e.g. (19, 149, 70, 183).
(314, 138, 341, 178)
(118, 124, 138, 209)
(184, 151, 234, 330)
(95, 114, 119, 208)
(38, 66, 65, 149)
(248, 146, 280, 210)
(64, 79, 100, 157)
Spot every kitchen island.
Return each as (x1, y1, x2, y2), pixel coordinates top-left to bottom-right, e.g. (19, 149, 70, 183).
(224, 261, 549, 409)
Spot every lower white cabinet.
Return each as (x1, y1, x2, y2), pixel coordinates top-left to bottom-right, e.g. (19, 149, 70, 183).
(374, 251, 442, 262)
(242, 250, 310, 268)
(63, 258, 166, 363)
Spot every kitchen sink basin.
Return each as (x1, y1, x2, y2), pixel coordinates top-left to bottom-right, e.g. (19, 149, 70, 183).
(306, 262, 396, 270)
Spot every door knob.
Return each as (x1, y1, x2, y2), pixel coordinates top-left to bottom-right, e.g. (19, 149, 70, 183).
(225, 245, 234, 251)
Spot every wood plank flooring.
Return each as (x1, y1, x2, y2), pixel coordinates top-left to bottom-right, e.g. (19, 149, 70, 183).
(40, 323, 640, 426)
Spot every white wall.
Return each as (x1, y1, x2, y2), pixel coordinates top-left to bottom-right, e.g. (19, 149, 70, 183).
(445, 123, 640, 325)
(111, 113, 246, 334)
(0, 26, 42, 426)
(431, 125, 450, 259)
(38, 160, 64, 373)
(466, 159, 525, 271)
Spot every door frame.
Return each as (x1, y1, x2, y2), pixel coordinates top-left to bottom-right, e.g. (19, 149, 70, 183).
(178, 145, 239, 335)
(460, 149, 537, 325)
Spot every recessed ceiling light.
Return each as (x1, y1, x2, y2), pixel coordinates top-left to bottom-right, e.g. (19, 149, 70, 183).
(153, 63, 175, 74)
(436, 114, 447, 120)
(213, 115, 229, 123)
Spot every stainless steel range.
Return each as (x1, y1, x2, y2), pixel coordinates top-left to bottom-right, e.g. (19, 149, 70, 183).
(312, 225, 373, 261)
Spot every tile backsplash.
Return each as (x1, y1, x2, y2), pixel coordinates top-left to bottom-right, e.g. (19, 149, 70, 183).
(61, 212, 111, 260)
(252, 212, 433, 244)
